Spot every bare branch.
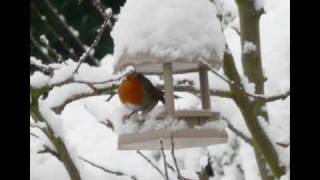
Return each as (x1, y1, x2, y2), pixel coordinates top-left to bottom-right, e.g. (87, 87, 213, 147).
(38, 145, 61, 161)
(106, 91, 117, 101)
(83, 103, 115, 131)
(136, 150, 166, 179)
(199, 59, 288, 103)
(276, 142, 290, 148)
(157, 85, 232, 99)
(221, 117, 253, 146)
(160, 140, 169, 180)
(79, 156, 137, 180)
(30, 132, 39, 138)
(170, 133, 182, 179)
(231, 26, 240, 36)
(99, 120, 114, 131)
(264, 91, 290, 103)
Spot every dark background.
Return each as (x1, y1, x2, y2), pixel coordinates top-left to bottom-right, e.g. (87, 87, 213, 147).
(30, 0, 125, 67)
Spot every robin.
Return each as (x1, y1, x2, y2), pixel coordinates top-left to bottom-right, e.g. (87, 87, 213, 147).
(118, 72, 165, 119)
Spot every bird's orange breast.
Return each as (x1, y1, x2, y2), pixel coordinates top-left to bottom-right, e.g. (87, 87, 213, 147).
(118, 75, 144, 105)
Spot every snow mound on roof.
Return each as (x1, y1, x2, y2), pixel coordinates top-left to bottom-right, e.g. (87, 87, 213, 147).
(111, 0, 225, 68)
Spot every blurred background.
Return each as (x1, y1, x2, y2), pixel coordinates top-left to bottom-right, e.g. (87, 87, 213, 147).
(30, 0, 125, 69)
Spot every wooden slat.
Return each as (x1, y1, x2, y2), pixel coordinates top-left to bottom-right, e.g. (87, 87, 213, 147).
(158, 110, 219, 118)
(118, 128, 228, 150)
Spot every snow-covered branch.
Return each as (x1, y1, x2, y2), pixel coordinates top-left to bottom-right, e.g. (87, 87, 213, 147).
(90, 0, 113, 21)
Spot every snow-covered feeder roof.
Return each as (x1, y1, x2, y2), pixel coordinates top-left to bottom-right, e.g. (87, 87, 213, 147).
(111, 0, 225, 74)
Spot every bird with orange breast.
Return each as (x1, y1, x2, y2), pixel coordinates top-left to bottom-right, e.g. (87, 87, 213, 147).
(118, 72, 165, 119)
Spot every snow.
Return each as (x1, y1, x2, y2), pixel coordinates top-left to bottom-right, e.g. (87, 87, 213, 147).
(104, 8, 112, 17)
(40, 34, 49, 46)
(243, 41, 257, 54)
(69, 26, 80, 37)
(111, 0, 226, 66)
(240, 75, 255, 98)
(253, 0, 265, 11)
(30, 71, 50, 89)
(31, 0, 289, 179)
(38, 99, 65, 138)
(45, 83, 94, 108)
(59, 14, 66, 22)
(83, 91, 226, 136)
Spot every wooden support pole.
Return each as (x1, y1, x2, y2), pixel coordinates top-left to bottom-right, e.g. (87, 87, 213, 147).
(199, 65, 211, 125)
(199, 65, 211, 109)
(163, 63, 175, 116)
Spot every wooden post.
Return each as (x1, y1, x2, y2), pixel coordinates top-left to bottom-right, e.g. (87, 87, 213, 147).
(199, 65, 211, 125)
(199, 65, 211, 109)
(163, 63, 175, 116)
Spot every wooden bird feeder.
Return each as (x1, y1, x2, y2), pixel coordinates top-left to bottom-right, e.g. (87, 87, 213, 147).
(114, 53, 228, 150)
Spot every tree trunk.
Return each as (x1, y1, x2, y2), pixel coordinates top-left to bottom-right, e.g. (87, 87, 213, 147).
(221, 0, 287, 178)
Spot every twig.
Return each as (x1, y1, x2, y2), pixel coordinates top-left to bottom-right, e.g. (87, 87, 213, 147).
(221, 117, 253, 146)
(79, 156, 137, 180)
(90, 0, 112, 20)
(157, 84, 232, 99)
(231, 26, 240, 36)
(170, 132, 182, 179)
(160, 140, 169, 180)
(99, 120, 114, 131)
(264, 90, 290, 103)
(83, 103, 115, 131)
(276, 142, 290, 148)
(38, 145, 61, 161)
(30, 132, 39, 138)
(199, 59, 285, 101)
(106, 91, 117, 101)
(166, 163, 176, 173)
(73, 17, 110, 74)
(136, 150, 166, 179)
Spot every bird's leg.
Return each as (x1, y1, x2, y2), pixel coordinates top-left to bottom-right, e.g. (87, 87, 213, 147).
(122, 110, 139, 122)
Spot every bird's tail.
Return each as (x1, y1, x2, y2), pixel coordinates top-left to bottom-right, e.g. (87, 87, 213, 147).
(158, 92, 181, 104)
(159, 92, 165, 104)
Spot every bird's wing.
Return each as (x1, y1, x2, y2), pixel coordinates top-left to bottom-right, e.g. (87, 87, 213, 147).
(136, 73, 165, 104)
